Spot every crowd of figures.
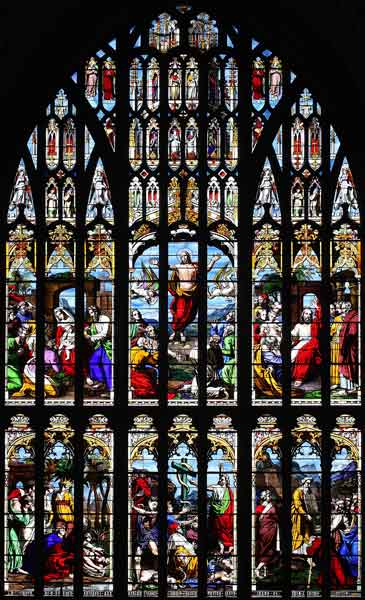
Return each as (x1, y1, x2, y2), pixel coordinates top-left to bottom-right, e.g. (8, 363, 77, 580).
(253, 482, 359, 589)
(253, 292, 283, 398)
(254, 418, 360, 592)
(129, 468, 235, 591)
(129, 246, 237, 402)
(253, 291, 358, 399)
(208, 311, 237, 399)
(7, 297, 112, 399)
(7, 480, 110, 584)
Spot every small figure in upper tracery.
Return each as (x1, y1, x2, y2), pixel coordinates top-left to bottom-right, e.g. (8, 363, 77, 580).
(308, 180, 321, 220)
(46, 183, 58, 220)
(87, 166, 113, 221)
(254, 167, 280, 221)
(332, 164, 359, 221)
(269, 56, 282, 102)
(85, 57, 98, 98)
(8, 167, 35, 222)
(103, 58, 116, 102)
(169, 67, 182, 109)
(252, 57, 265, 103)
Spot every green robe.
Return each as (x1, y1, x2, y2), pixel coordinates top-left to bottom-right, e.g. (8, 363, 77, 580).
(221, 334, 237, 386)
(7, 338, 24, 393)
(8, 498, 32, 572)
(210, 486, 230, 515)
(89, 323, 112, 359)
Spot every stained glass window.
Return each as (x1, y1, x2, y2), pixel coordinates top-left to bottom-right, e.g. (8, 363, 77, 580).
(1, 6, 363, 599)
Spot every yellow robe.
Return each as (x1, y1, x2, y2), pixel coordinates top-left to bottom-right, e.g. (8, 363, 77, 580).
(291, 487, 311, 550)
(253, 345, 282, 398)
(330, 315, 343, 386)
(130, 346, 158, 369)
(55, 491, 74, 522)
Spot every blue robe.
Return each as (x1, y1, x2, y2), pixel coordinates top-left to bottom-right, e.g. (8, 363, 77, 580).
(338, 524, 358, 577)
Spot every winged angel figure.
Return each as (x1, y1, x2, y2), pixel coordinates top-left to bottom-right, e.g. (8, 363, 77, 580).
(208, 262, 236, 299)
(130, 261, 159, 304)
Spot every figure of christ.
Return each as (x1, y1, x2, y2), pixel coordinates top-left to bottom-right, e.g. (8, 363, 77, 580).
(291, 302, 322, 388)
(168, 249, 220, 343)
(84, 305, 112, 391)
(63, 186, 75, 219)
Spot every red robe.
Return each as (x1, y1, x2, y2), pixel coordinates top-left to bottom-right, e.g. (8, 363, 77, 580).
(311, 132, 320, 157)
(339, 310, 358, 383)
(43, 542, 74, 582)
(132, 476, 152, 504)
(256, 503, 279, 566)
(131, 476, 152, 533)
(48, 131, 57, 158)
(293, 132, 302, 156)
(131, 368, 158, 398)
(292, 305, 322, 382)
(168, 271, 198, 334)
(8, 285, 25, 304)
(252, 69, 265, 100)
(306, 536, 354, 588)
(64, 132, 74, 158)
(103, 67, 115, 101)
(210, 487, 234, 549)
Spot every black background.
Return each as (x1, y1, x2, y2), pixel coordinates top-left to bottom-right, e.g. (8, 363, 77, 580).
(0, 2, 363, 598)
(0, 0, 363, 178)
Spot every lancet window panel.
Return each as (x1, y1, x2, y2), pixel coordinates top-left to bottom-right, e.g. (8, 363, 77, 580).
(128, 10, 240, 408)
(2, 413, 362, 598)
(0, 6, 363, 600)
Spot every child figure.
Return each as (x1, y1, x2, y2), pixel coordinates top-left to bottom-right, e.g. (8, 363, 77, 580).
(58, 325, 75, 360)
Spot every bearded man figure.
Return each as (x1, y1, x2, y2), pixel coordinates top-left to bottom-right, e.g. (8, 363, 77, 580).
(291, 301, 322, 388)
(168, 249, 220, 343)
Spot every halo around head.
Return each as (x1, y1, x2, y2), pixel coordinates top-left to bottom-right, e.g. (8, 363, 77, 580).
(177, 248, 192, 260)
